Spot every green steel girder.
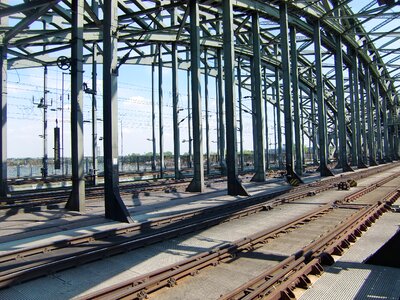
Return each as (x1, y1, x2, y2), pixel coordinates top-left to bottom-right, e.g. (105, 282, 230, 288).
(0, 1, 399, 176)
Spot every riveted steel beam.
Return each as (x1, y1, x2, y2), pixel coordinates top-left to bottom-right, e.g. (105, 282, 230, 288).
(0, 46, 7, 198)
(250, 11, 265, 182)
(223, 0, 248, 196)
(102, 0, 132, 223)
(186, 0, 204, 193)
(314, 19, 333, 177)
(66, 0, 85, 212)
(364, 61, 378, 166)
(280, 3, 302, 182)
(290, 26, 303, 176)
(334, 34, 353, 172)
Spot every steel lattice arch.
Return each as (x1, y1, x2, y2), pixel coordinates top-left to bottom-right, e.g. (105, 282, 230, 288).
(0, 0, 399, 222)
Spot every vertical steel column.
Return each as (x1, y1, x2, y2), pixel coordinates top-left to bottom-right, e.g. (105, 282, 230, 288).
(375, 81, 383, 163)
(280, 3, 301, 181)
(91, 43, 98, 185)
(150, 53, 157, 171)
(334, 34, 353, 172)
(217, 47, 226, 173)
(186, 59, 192, 168)
(263, 67, 270, 170)
(314, 20, 333, 176)
(388, 99, 394, 159)
(365, 64, 377, 166)
(250, 57, 258, 173)
(360, 79, 368, 164)
(186, 0, 204, 192)
(382, 92, 391, 162)
(204, 49, 210, 176)
(61, 72, 66, 176)
(310, 91, 318, 164)
(237, 59, 244, 172)
(275, 68, 283, 168)
(102, 0, 132, 222)
(42, 65, 48, 178)
(0, 46, 7, 197)
(222, 0, 248, 196)
(351, 52, 366, 168)
(172, 41, 182, 179)
(348, 60, 357, 166)
(251, 11, 265, 182)
(290, 26, 303, 176)
(394, 101, 400, 159)
(158, 45, 164, 178)
(66, 0, 85, 211)
(300, 90, 305, 165)
(215, 73, 220, 163)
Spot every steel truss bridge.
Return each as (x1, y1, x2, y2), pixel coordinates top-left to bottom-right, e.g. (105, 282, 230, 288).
(0, 0, 399, 222)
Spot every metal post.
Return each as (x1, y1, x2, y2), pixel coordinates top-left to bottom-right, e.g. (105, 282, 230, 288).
(186, 0, 204, 192)
(91, 43, 98, 185)
(151, 51, 156, 171)
(102, 0, 132, 222)
(217, 46, 226, 173)
(280, 3, 301, 181)
(0, 45, 7, 197)
(393, 101, 400, 159)
(222, 0, 248, 196)
(66, 0, 85, 211)
(334, 34, 353, 172)
(314, 20, 333, 176)
(172, 41, 182, 179)
(263, 67, 269, 170)
(348, 60, 357, 166)
(352, 53, 366, 168)
(382, 91, 391, 162)
(300, 89, 305, 165)
(171, 7, 181, 179)
(310, 91, 318, 164)
(61, 72, 66, 176)
(275, 67, 283, 168)
(42, 65, 49, 179)
(215, 73, 220, 164)
(205, 49, 210, 176)
(158, 44, 164, 179)
(120, 120, 123, 172)
(290, 26, 303, 175)
(273, 87, 277, 165)
(365, 63, 377, 166)
(186, 55, 192, 169)
(375, 80, 383, 163)
(360, 79, 368, 164)
(237, 59, 244, 172)
(251, 11, 265, 182)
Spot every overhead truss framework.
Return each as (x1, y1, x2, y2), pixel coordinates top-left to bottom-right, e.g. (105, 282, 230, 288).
(0, 0, 400, 221)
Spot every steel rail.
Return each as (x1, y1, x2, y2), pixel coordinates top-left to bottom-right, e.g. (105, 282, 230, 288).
(219, 188, 400, 300)
(0, 180, 331, 287)
(3, 163, 397, 264)
(0, 163, 398, 290)
(1, 176, 194, 209)
(77, 167, 400, 300)
(3, 162, 398, 210)
(77, 204, 336, 300)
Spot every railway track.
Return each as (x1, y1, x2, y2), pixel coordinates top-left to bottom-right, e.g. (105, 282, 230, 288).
(0, 163, 398, 294)
(73, 168, 400, 300)
(2, 162, 397, 211)
(1, 177, 194, 210)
